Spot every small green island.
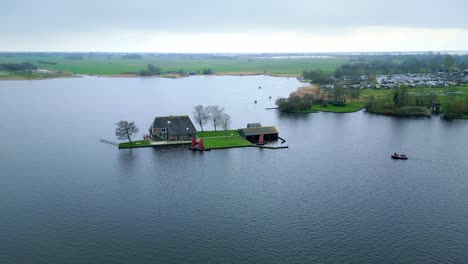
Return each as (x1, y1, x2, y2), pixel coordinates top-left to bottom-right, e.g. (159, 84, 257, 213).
(116, 109, 282, 150)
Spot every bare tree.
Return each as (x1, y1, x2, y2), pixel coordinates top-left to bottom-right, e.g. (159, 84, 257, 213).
(207, 105, 224, 131)
(220, 113, 231, 136)
(192, 105, 210, 131)
(115, 121, 139, 143)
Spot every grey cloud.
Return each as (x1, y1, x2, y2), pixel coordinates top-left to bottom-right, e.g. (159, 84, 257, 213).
(2, 0, 468, 35)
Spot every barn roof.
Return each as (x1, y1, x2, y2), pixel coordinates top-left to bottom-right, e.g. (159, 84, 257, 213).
(240, 126, 278, 136)
(150, 115, 197, 135)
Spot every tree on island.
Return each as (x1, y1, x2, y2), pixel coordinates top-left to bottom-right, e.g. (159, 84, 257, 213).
(220, 113, 231, 137)
(139, 64, 162, 76)
(193, 105, 211, 131)
(202, 68, 214, 74)
(275, 93, 315, 113)
(444, 55, 454, 72)
(332, 84, 346, 103)
(393, 87, 407, 107)
(115, 121, 139, 143)
(207, 105, 224, 131)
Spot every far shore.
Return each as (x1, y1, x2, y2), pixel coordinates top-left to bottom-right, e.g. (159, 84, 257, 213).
(1, 72, 303, 81)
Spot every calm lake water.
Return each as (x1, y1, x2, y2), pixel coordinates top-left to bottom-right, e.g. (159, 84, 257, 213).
(1, 76, 468, 264)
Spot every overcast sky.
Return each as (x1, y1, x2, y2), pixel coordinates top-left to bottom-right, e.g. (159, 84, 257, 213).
(1, 0, 468, 52)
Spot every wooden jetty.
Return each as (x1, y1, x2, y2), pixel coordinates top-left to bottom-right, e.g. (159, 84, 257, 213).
(100, 139, 119, 146)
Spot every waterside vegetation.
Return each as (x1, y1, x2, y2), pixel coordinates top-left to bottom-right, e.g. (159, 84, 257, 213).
(276, 84, 468, 118)
(290, 53, 468, 118)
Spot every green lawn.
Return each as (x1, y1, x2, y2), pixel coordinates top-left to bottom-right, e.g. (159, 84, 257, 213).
(197, 130, 238, 138)
(197, 130, 252, 149)
(118, 140, 151, 149)
(0, 54, 349, 76)
(203, 136, 252, 149)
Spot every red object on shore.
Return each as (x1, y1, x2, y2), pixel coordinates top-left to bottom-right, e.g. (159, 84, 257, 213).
(197, 138, 204, 149)
(191, 136, 197, 147)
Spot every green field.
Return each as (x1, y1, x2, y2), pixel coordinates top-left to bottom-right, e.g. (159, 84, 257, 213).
(0, 54, 349, 76)
(197, 130, 252, 149)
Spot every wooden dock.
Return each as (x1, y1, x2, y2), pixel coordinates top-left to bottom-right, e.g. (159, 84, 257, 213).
(100, 139, 119, 146)
(254, 145, 288, 149)
(150, 140, 192, 146)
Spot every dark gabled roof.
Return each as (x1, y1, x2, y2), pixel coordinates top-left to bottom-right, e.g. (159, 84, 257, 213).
(151, 115, 197, 135)
(240, 126, 278, 136)
(247, 123, 262, 128)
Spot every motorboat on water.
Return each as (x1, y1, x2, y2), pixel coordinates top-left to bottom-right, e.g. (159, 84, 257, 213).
(391, 153, 408, 160)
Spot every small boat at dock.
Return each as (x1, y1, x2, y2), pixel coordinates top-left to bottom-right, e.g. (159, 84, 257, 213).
(391, 153, 408, 160)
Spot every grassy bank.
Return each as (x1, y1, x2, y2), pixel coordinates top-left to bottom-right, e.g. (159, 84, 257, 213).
(197, 130, 252, 149)
(294, 102, 364, 113)
(0, 54, 349, 76)
(0, 70, 74, 80)
(313, 102, 364, 113)
(118, 140, 151, 149)
(366, 106, 431, 117)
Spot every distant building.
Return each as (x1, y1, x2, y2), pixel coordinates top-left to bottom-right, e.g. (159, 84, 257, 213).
(321, 84, 335, 89)
(149, 115, 197, 141)
(428, 101, 441, 114)
(239, 124, 279, 142)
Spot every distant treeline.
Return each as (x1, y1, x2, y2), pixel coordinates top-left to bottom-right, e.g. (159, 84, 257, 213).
(335, 54, 468, 77)
(38, 61, 57, 65)
(0, 62, 36, 71)
(122, 54, 142, 59)
(302, 70, 330, 84)
(64, 55, 83, 60)
(139, 64, 162, 76)
(302, 54, 468, 81)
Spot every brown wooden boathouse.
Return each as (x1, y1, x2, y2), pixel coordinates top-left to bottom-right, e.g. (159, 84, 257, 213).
(239, 123, 279, 143)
